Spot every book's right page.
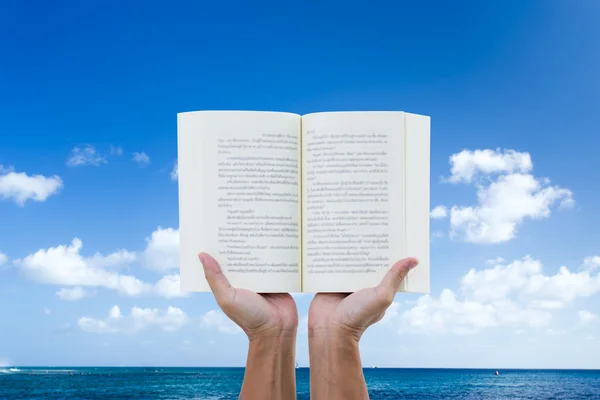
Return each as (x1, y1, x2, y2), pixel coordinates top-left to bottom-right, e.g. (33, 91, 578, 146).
(301, 111, 430, 293)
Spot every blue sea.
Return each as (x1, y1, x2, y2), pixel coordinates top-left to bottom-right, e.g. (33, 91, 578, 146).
(1, 367, 599, 399)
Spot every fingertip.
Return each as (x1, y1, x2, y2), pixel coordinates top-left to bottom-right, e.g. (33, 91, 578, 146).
(198, 252, 220, 274)
(407, 257, 419, 270)
(392, 257, 419, 271)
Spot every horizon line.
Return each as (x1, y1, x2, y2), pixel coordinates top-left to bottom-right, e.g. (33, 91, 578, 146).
(4, 366, 600, 371)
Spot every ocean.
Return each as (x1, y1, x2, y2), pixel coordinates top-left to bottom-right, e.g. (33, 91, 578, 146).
(1, 367, 599, 399)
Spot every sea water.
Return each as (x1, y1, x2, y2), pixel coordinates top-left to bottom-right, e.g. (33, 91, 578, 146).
(1, 367, 599, 399)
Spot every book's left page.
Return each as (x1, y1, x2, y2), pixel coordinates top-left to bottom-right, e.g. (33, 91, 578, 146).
(178, 111, 302, 292)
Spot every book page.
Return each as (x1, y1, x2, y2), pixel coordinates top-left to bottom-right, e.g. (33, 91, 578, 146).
(404, 113, 430, 293)
(301, 112, 407, 292)
(178, 111, 302, 293)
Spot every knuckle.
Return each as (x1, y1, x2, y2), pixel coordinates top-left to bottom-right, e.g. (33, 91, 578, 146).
(393, 265, 409, 280)
(391, 274, 407, 289)
(217, 297, 230, 310)
(397, 268, 409, 281)
(376, 288, 394, 306)
(216, 290, 236, 311)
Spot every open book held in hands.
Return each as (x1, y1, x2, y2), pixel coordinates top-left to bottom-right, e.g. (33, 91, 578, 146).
(177, 111, 430, 293)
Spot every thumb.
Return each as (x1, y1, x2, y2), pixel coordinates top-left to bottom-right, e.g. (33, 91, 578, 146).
(198, 253, 231, 302)
(379, 257, 419, 294)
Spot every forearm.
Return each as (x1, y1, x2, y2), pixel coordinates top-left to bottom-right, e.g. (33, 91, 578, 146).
(240, 333, 297, 400)
(309, 329, 368, 400)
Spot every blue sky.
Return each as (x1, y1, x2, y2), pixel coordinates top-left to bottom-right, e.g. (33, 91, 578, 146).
(1, 0, 600, 368)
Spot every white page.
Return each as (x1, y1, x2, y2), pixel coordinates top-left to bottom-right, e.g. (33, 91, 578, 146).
(404, 113, 430, 293)
(301, 112, 407, 292)
(178, 111, 302, 292)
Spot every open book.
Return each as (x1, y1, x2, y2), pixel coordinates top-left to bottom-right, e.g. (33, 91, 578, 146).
(177, 111, 430, 293)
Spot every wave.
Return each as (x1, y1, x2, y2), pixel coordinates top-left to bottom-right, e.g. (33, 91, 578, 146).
(2, 368, 80, 375)
(0, 368, 20, 374)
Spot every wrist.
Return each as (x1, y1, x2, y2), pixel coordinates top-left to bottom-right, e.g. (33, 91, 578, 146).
(309, 325, 361, 370)
(243, 326, 297, 399)
(308, 326, 365, 399)
(248, 325, 297, 362)
(308, 323, 362, 343)
(308, 330, 359, 361)
(247, 323, 297, 343)
(247, 330, 297, 377)
(248, 332, 297, 352)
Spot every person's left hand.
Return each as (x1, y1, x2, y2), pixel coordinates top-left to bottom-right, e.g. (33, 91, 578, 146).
(308, 257, 418, 342)
(199, 253, 298, 341)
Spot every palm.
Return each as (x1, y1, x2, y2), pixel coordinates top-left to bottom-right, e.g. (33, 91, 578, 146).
(200, 252, 416, 341)
(308, 257, 417, 340)
(199, 253, 299, 339)
(309, 288, 387, 338)
(229, 290, 298, 335)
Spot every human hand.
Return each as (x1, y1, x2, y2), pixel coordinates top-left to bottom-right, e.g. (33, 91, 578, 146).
(200, 253, 298, 398)
(199, 253, 299, 341)
(308, 257, 418, 342)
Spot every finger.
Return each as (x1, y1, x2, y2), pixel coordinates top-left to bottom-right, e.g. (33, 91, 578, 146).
(379, 257, 419, 293)
(198, 253, 231, 301)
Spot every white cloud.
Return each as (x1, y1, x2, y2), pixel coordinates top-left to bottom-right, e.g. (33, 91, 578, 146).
(153, 274, 187, 298)
(132, 152, 150, 167)
(545, 328, 567, 336)
(16, 238, 150, 296)
(44, 307, 51, 315)
(53, 323, 73, 335)
(78, 313, 118, 334)
(579, 310, 597, 325)
(200, 310, 242, 334)
(0, 165, 63, 206)
(141, 227, 179, 272)
(402, 289, 502, 334)
(583, 256, 600, 271)
(450, 173, 573, 244)
(171, 162, 178, 181)
(88, 250, 136, 269)
(66, 145, 107, 167)
(461, 257, 600, 307)
(446, 149, 533, 184)
(431, 231, 445, 240)
(0, 252, 7, 266)
(56, 287, 88, 301)
(443, 149, 573, 244)
(397, 256, 600, 335)
(109, 145, 123, 156)
(78, 305, 189, 334)
(109, 305, 121, 319)
(15, 227, 184, 299)
(430, 206, 448, 219)
(485, 257, 505, 265)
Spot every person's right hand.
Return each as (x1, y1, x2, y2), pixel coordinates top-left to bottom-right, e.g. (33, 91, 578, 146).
(199, 253, 298, 341)
(200, 253, 299, 399)
(308, 257, 418, 341)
